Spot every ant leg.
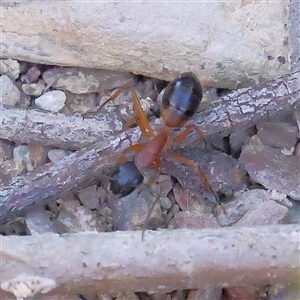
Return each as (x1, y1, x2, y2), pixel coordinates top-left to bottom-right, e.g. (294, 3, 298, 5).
(124, 111, 155, 139)
(99, 82, 132, 110)
(129, 86, 155, 139)
(123, 115, 152, 140)
(148, 155, 163, 173)
(169, 126, 224, 208)
(117, 144, 143, 164)
(141, 155, 163, 240)
(165, 150, 221, 206)
(141, 192, 160, 241)
(99, 81, 155, 139)
(136, 118, 154, 141)
(173, 124, 207, 147)
(122, 86, 155, 139)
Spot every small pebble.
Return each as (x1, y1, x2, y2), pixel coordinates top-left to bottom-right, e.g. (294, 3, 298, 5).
(43, 67, 134, 94)
(77, 185, 99, 210)
(294, 101, 300, 133)
(202, 87, 219, 103)
(155, 174, 173, 198)
(0, 58, 20, 80)
(0, 139, 15, 184)
(187, 287, 222, 300)
(0, 139, 14, 159)
(281, 146, 294, 155)
(295, 142, 300, 157)
(35, 90, 66, 112)
(13, 145, 33, 174)
(267, 283, 300, 300)
(172, 183, 213, 212)
(170, 210, 220, 229)
(235, 200, 290, 226)
(222, 286, 256, 300)
(164, 149, 246, 197)
(48, 149, 70, 163)
(229, 127, 255, 156)
(54, 70, 100, 94)
(25, 210, 57, 234)
(159, 197, 172, 210)
(0, 75, 21, 106)
(28, 144, 48, 167)
(97, 293, 113, 300)
(215, 189, 292, 227)
(0, 275, 56, 300)
(18, 91, 31, 108)
(22, 79, 46, 96)
(257, 121, 298, 149)
(111, 185, 163, 231)
(55, 196, 104, 233)
(21, 65, 41, 83)
(240, 136, 300, 200)
(113, 292, 139, 300)
(65, 91, 97, 114)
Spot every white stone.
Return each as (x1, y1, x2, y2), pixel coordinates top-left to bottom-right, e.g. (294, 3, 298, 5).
(0, 75, 21, 106)
(35, 90, 66, 112)
(0, 58, 20, 80)
(48, 148, 69, 163)
(13, 145, 34, 173)
(1, 275, 56, 300)
(1, 1, 290, 89)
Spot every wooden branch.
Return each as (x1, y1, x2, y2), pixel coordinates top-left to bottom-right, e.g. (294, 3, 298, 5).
(0, 71, 299, 150)
(0, 106, 126, 150)
(0, 71, 299, 225)
(1, 225, 299, 297)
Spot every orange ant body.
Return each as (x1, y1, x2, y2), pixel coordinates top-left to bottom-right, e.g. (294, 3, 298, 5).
(102, 72, 220, 205)
(100, 72, 219, 199)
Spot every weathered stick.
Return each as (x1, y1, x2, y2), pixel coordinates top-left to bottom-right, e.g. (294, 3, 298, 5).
(1, 225, 299, 297)
(0, 71, 299, 224)
(0, 71, 299, 150)
(0, 106, 126, 150)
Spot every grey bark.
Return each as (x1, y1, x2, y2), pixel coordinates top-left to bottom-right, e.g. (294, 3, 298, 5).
(0, 225, 299, 297)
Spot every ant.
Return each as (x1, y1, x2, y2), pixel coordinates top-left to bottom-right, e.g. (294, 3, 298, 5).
(101, 72, 221, 234)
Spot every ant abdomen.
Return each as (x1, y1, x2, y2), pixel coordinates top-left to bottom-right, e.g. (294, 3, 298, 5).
(161, 72, 203, 127)
(110, 161, 144, 197)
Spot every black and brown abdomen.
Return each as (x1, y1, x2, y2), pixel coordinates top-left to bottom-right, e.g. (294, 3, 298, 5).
(161, 72, 203, 128)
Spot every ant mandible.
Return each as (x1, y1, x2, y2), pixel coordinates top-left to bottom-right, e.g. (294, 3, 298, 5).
(101, 72, 220, 206)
